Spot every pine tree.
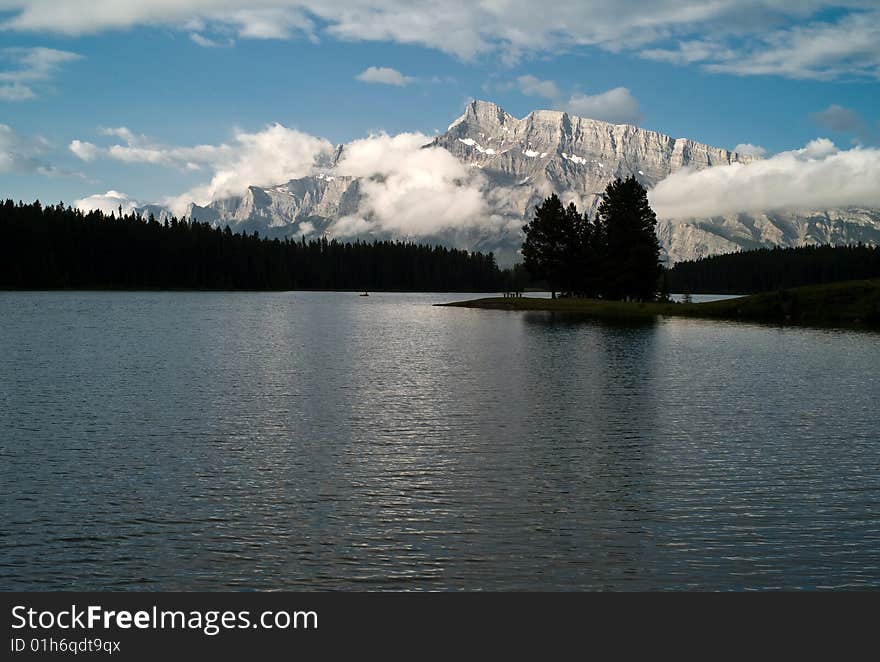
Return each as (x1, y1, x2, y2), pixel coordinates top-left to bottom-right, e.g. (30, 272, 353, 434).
(560, 201, 585, 296)
(595, 176, 661, 301)
(572, 205, 600, 297)
(522, 193, 571, 298)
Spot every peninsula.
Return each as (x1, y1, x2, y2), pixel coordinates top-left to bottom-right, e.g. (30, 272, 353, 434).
(440, 279, 880, 329)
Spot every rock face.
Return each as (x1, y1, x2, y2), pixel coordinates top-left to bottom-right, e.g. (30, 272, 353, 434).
(657, 208, 880, 264)
(429, 100, 757, 264)
(185, 175, 361, 237)
(437, 99, 749, 195)
(153, 100, 880, 265)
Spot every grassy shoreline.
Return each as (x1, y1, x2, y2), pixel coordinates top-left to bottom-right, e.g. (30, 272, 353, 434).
(439, 279, 880, 329)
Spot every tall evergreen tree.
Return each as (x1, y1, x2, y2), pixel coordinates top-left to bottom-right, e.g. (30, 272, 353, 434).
(522, 193, 573, 298)
(594, 176, 661, 301)
(561, 201, 587, 296)
(573, 205, 601, 297)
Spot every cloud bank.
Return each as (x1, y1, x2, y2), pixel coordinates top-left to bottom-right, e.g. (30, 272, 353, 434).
(68, 117, 880, 237)
(172, 124, 332, 212)
(0, 2, 877, 79)
(329, 132, 489, 237)
(70, 122, 495, 237)
(70, 123, 334, 214)
(649, 139, 880, 218)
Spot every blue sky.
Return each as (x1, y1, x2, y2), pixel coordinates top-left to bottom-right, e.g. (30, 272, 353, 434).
(1, 1, 878, 210)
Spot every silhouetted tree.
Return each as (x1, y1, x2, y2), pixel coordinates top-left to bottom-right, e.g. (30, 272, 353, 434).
(573, 204, 602, 298)
(522, 193, 574, 298)
(594, 176, 661, 301)
(560, 201, 588, 296)
(521, 184, 663, 300)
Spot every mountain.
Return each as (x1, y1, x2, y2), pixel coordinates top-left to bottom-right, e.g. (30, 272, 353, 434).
(148, 100, 880, 265)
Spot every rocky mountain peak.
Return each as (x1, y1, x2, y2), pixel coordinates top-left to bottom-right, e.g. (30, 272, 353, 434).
(149, 100, 880, 267)
(448, 99, 512, 132)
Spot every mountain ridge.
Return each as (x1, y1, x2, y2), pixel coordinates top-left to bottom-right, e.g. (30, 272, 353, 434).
(141, 100, 880, 265)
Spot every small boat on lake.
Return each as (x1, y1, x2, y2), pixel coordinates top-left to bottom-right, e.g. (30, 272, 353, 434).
(360, 292, 369, 296)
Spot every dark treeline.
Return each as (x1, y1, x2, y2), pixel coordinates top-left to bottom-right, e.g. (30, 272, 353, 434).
(668, 244, 880, 294)
(0, 200, 505, 291)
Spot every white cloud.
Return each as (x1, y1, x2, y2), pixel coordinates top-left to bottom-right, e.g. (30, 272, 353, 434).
(0, 122, 55, 174)
(99, 126, 143, 143)
(515, 75, 560, 99)
(561, 87, 641, 125)
(641, 40, 735, 66)
(355, 66, 414, 87)
(0, 81, 36, 100)
(328, 214, 373, 237)
(329, 132, 491, 237)
(69, 139, 100, 161)
(74, 190, 139, 215)
(0, 46, 82, 100)
(70, 122, 335, 214)
(164, 125, 333, 213)
(733, 143, 767, 158)
(504, 75, 642, 125)
(0, 2, 876, 79)
(0, 46, 81, 81)
(649, 139, 880, 218)
(703, 11, 880, 80)
(72, 126, 231, 170)
(190, 32, 219, 47)
(225, 8, 315, 40)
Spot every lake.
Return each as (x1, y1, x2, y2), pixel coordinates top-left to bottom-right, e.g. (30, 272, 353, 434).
(2, 291, 879, 591)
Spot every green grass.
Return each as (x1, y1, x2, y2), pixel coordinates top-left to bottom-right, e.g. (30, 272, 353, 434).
(439, 279, 880, 329)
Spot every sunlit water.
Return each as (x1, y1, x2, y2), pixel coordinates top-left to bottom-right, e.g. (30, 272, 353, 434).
(1, 291, 879, 591)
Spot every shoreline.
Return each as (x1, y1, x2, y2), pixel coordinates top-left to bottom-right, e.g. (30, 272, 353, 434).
(438, 279, 880, 329)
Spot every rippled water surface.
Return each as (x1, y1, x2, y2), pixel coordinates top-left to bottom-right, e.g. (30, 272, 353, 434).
(2, 291, 879, 591)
